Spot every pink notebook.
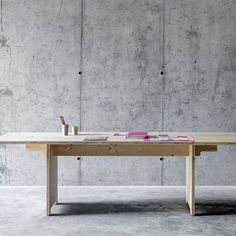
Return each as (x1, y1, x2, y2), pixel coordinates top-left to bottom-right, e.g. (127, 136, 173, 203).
(127, 132, 148, 138)
(158, 134, 169, 141)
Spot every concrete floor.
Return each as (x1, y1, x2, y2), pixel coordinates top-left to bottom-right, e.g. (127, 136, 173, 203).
(0, 187, 236, 236)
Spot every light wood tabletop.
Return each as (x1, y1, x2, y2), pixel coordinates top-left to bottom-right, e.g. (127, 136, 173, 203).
(0, 132, 235, 145)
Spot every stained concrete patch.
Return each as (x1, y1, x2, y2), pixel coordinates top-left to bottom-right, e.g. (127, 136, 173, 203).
(0, 35, 7, 47)
(185, 26, 199, 39)
(0, 87, 13, 97)
(0, 164, 11, 184)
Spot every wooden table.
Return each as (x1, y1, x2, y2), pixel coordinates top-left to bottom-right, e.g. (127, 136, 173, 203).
(0, 132, 235, 216)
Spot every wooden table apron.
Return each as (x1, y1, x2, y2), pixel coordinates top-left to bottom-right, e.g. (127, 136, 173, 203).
(25, 142, 218, 216)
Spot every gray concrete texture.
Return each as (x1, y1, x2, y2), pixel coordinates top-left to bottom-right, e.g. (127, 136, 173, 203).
(1, 186, 236, 235)
(0, 0, 235, 185)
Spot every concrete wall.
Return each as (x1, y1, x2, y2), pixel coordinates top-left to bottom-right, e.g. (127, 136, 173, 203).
(0, 0, 235, 186)
(0, 0, 81, 185)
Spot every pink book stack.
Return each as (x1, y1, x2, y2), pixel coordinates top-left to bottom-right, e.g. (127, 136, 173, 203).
(113, 132, 193, 142)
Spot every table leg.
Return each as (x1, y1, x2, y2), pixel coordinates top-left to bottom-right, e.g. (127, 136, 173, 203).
(186, 156, 189, 204)
(188, 145, 195, 216)
(46, 145, 58, 216)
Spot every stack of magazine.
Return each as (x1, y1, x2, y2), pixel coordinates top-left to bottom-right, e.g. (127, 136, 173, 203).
(113, 132, 193, 142)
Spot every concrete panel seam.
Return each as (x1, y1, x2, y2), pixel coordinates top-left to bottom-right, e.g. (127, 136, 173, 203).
(79, 0, 84, 131)
(0, 0, 3, 32)
(79, 0, 84, 185)
(160, 0, 166, 186)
